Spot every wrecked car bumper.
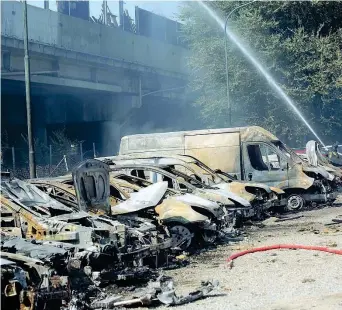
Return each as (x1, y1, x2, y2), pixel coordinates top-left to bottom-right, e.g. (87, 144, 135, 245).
(262, 200, 273, 210)
(328, 192, 339, 200)
(148, 238, 173, 252)
(271, 198, 287, 207)
(302, 191, 338, 203)
(198, 219, 218, 231)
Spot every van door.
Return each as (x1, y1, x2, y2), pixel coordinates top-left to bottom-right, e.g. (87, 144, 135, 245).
(242, 142, 289, 188)
(184, 132, 241, 179)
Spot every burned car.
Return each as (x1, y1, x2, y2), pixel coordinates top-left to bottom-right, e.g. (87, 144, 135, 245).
(304, 141, 342, 179)
(1, 249, 70, 310)
(109, 163, 250, 229)
(0, 171, 157, 275)
(109, 178, 225, 249)
(29, 164, 229, 250)
(29, 174, 191, 251)
(99, 154, 286, 216)
(118, 126, 340, 210)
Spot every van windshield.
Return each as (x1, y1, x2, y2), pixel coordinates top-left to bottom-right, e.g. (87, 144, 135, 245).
(273, 141, 302, 164)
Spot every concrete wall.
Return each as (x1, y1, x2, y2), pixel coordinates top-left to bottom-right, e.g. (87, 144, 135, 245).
(1, 1, 189, 76)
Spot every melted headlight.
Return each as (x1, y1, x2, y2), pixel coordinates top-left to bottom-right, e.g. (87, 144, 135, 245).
(269, 192, 278, 200)
(255, 189, 264, 200)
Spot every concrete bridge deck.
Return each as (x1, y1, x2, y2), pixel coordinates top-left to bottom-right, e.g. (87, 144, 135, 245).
(1, 1, 196, 156)
(1, 1, 189, 96)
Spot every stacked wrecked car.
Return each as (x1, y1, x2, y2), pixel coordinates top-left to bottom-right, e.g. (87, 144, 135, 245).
(0, 163, 174, 310)
(1, 126, 341, 310)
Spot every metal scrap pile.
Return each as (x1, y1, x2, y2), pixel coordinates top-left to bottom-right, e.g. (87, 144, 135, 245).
(0, 160, 223, 310)
(1, 136, 341, 309)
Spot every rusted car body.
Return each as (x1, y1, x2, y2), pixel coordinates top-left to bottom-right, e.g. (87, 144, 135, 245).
(0, 186, 131, 257)
(111, 173, 236, 245)
(0, 179, 106, 247)
(304, 141, 342, 179)
(25, 178, 173, 254)
(109, 164, 251, 231)
(119, 126, 339, 210)
(98, 154, 287, 215)
(0, 170, 157, 270)
(1, 249, 70, 310)
(29, 172, 220, 249)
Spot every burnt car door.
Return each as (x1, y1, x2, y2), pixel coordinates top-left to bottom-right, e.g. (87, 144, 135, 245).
(72, 159, 111, 215)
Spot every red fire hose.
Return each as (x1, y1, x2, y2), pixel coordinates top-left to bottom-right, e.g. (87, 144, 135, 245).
(227, 244, 342, 262)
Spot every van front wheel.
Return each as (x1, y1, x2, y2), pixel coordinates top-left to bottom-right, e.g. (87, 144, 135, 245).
(287, 195, 305, 211)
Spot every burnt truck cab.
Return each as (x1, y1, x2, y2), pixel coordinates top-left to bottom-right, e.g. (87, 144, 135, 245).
(119, 126, 338, 210)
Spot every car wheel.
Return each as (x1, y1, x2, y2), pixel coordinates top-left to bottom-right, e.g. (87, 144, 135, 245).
(169, 225, 193, 250)
(287, 194, 305, 211)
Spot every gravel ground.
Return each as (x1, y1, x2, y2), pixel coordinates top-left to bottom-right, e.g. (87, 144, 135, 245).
(156, 206, 342, 310)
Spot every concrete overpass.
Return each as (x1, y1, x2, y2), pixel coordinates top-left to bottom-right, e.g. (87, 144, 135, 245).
(1, 1, 193, 156)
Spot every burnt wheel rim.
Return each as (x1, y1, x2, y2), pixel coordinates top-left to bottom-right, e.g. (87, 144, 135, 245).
(169, 225, 192, 249)
(287, 195, 304, 210)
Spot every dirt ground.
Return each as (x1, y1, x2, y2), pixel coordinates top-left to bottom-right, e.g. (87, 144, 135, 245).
(159, 206, 342, 310)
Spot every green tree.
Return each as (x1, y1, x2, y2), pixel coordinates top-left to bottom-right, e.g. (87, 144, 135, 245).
(179, 1, 342, 146)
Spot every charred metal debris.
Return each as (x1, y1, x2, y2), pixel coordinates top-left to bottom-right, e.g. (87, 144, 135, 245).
(1, 160, 220, 310)
(1, 139, 341, 310)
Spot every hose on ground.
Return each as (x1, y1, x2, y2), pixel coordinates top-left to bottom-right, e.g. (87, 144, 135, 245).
(227, 244, 342, 262)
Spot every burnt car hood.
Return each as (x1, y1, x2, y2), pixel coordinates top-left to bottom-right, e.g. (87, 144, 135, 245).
(50, 211, 91, 222)
(195, 188, 251, 208)
(1, 178, 73, 214)
(215, 182, 284, 201)
(112, 182, 168, 215)
(2, 237, 68, 262)
(214, 182, 255, 202)
(173, 193, 221, 214)
(302, 164, 335, 181)
(218, 181, 272, 193)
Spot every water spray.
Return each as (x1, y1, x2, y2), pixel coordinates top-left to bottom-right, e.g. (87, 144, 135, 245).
(197, 1, 326, 147)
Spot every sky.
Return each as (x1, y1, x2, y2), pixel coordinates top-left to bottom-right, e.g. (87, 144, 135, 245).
(26, 0, 183, 22)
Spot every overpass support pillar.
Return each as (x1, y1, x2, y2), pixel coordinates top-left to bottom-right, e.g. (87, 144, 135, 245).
(99, 121, 121, 156)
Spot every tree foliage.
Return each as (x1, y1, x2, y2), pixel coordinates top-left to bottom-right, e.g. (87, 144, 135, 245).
(179, 1, 342, 146)
(21, 129, 81, 165)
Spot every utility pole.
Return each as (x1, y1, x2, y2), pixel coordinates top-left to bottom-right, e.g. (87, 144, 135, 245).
(103, 0, 108, 25)
(23, 0, 36, 178)
(224, 0, 256, 127)
(119, 0, 124, 30)
(138, 76, 142, 108)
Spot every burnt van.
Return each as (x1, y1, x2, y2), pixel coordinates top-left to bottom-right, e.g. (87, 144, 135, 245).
(119, 126, 338, 210)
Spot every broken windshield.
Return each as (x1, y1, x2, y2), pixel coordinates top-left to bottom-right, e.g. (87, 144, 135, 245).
(168, 167, 213, 189)
(185, 158, 226, 183)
